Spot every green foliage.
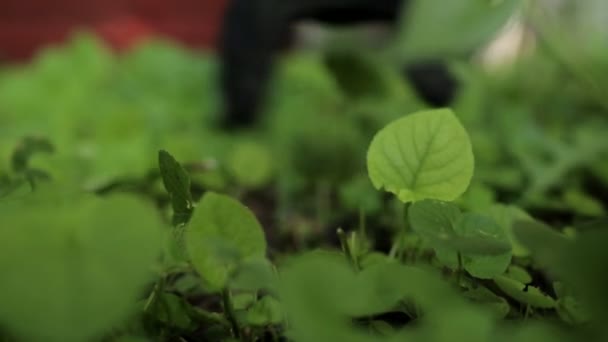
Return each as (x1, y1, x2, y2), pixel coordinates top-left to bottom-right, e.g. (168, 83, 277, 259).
(0, 4, 607, 339)
(158, 150, 193, 226)
(0, 191, 163, 341)
(409, 200, 512, 279)
(367, 108, 474, 203)
(186, 192, 267, 291)
(493, 276, 556, 309)
(245, 296, 283, 326)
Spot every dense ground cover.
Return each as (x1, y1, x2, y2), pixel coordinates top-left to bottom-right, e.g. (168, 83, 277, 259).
(1, 1, 608, 341)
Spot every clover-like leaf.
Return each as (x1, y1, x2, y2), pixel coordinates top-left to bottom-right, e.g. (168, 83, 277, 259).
(186, 192, 267, 291)
(367, 108, 474, 203)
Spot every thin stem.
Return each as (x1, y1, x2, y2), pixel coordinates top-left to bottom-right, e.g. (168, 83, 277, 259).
(402, 202, 411, 232)
(358, 207, 366, 239)
(337, 228, 359, 271)
(457, 252, 464, 288)
(143, 276, 165, 313)
(222, 289, 241, 339)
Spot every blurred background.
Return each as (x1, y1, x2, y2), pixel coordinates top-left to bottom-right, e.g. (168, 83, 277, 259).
(1, 0, 607, 243)
(0, 0, 227, 60)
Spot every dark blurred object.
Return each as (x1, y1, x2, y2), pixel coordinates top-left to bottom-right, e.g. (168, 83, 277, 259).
(405, 62, 458, 108)
(219, 0, 458, 128)
(0, 0, 227, 59)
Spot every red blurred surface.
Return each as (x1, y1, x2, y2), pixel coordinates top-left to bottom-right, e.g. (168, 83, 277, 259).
(0, 0, 228, 60)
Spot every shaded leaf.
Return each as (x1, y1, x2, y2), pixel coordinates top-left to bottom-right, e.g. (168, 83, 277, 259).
(186, 192, 267, 291)
(494, 276, 556, 309)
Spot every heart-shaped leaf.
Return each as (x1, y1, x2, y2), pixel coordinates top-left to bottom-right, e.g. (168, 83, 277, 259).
(367, 109, 474, 203)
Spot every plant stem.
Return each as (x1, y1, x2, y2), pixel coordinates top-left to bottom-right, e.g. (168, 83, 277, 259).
(402, 202, 411, 232)
(524, 304, 531, 320)
(358, 207, 366, 239)
(337, 228, 359, 271)
(222, 289, 241, 339)
(457, 252, 464, 287)
(388, 234, 401, 260)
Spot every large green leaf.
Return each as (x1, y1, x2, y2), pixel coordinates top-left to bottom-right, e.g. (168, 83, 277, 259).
(367, 109, 474, 203)
(186, 192, 267, 291)
(0, 193, 163, 342)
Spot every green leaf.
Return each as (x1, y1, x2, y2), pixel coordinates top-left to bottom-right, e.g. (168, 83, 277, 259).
(150, 293, 194, 330)
(487, 204, 533, 257)
(229, 258, 277, 292)
(10, 136, 54, 173)
(562, 189, 606, 217)
(494, 276, 556, 309)
(278, 252, 459, 342)
(397, 0, 521, 60)
(410, 202, 511, 279)
(505, 265, 532, 284)
(246, 296, 283, 326)
(409, 200, 511, 258)
(0, 193, 163, 342)
(512, 220, 570, 270)
(158, 150, 193, 226)
(367, 108, 474, 203)
(186, 192, 267, 291)
(462, 286, 510, 318)
(455, 214, 512, 279)
(232, 293, 256, 311)
(408, 199, 462, 243)
(557, 229, 608, 322)
(557, 296, 590, 325)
